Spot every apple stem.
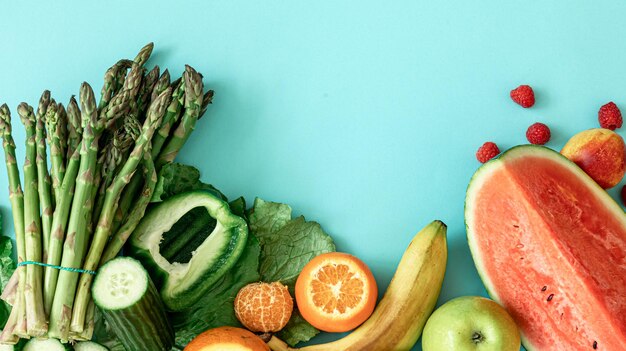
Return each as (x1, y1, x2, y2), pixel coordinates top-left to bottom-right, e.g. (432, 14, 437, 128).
(472, 332, 484, 344)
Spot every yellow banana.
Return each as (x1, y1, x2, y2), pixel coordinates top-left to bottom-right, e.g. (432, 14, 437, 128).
(268, 220, 448, 351)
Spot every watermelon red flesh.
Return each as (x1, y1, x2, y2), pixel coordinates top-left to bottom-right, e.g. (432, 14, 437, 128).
(466, 146, 626, 351)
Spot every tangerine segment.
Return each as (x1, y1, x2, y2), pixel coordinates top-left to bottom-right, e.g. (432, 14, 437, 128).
(296, 252, 378, 333)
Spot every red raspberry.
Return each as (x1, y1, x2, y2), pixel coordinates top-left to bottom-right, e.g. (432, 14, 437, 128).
(476, 142, 500, 163)
(621, 185, 626, 207)
(598, 102, 622, 130)
(526, 122, 551, 145)
(510, 85, 535, 108)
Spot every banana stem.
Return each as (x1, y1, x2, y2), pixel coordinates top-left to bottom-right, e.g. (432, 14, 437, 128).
(267, 336, 296, 351)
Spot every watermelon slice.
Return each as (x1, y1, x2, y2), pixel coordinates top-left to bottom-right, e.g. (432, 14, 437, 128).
(466, 145, 626, 351)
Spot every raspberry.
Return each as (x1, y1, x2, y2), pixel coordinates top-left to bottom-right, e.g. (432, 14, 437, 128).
(476, 142, 500, 163)
(510, 85, 535, 108)
(598, 102, 622, 130)
(526, 122, 551, 145)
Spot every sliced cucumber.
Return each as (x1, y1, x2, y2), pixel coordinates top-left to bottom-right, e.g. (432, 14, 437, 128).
(92, 257, 173, 351)
(129, 190, 248, 310)
(74, 341, 109, 351)
(23, 338, 71, 351)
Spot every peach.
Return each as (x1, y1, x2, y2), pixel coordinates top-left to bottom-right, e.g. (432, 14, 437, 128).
(561, 128, 626, 189)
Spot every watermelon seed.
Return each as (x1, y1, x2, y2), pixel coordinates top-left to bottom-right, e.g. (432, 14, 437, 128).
(547, 294, 554, 302)
(593, 340, 598, 349)
(541, 286, 547, 292)
(513, 224, 519, 228)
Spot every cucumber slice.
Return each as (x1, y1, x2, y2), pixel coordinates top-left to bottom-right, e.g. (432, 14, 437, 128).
(129, 191, 248, 310)
(23, 338, 71, 351)
(74, 341, 109, 351)
(93, 257, 174, 351)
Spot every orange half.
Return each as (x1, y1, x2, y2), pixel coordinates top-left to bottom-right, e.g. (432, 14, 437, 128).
(295, 252, 378, 332)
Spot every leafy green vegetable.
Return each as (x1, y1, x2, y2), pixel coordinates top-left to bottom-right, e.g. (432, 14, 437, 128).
(148, 166, 336, 347)
(248, 198, 291, 243)
(228, 196, 247, 220)
(248, 198, 335, 346)
(0, 237, 15, 291)
(0, 214, 15, 329)
(151, 163, 226, 202)
(170, 235, 261, 346)
(249, 198, 336, 291)
(276, 309, 320, 346)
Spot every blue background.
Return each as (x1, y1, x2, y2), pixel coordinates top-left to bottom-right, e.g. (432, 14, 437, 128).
(2, 2, 626, 350)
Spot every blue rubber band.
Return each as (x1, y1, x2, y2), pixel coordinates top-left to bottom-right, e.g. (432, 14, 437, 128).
(17, 261, 97, 275)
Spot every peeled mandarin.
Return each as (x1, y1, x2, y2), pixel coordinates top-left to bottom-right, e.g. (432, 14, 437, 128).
(234, 282, 293, 333)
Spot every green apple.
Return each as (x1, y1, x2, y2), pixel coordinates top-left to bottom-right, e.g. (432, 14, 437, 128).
(422, 296, 521, 351)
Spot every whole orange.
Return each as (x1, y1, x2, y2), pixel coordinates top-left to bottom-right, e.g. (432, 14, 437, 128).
(295, 252, 378, 333)
(183, 326, 269, 351)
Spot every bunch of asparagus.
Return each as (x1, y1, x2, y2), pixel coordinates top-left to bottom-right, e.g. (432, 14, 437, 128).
(0, 43, 213, 343)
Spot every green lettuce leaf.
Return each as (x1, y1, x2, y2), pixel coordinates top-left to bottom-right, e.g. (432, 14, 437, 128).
(170, 235, 261, 346)
(248, 198, 291, 243)
(248, 198, 335, 346)
(276, 309, 320, 346)
(0, 214, 15, 329)
(151, 163, 226, 202)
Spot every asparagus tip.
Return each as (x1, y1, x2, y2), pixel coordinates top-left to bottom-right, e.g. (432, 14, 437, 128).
(0, 104, 9, 132)
(134, 42, 155, 66)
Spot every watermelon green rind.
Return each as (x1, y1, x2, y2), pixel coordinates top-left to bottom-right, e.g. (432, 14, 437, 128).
(465, 145, 626, 350)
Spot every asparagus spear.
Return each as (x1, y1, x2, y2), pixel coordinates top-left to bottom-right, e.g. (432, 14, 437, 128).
(92, 115, 141, 218)
(44, 99, 84, 314)
(199, 90, 214, 120)
(48, 83, 102, 340)
(100, 137, 158, 264)
(151, 78, 185, 159)
(90, 63, 143, 217)
(70, 88, 171, 333)
(0, 104, 27, 341)
(66, 96, 82, 162)
(133, 42, 154, 67)
(56, 103, 68, 183)
(43, 145, 80, 315)
(151, 69, 171, 103)
(155, 65, 205, 169)
(99, 59, 133, 111)
(71, 300, 96, 341)
(98, 42, 153, 111)
(136, 65, 160, 118)
(36, 95, 54, 272)
(17, 103, 47, 337)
